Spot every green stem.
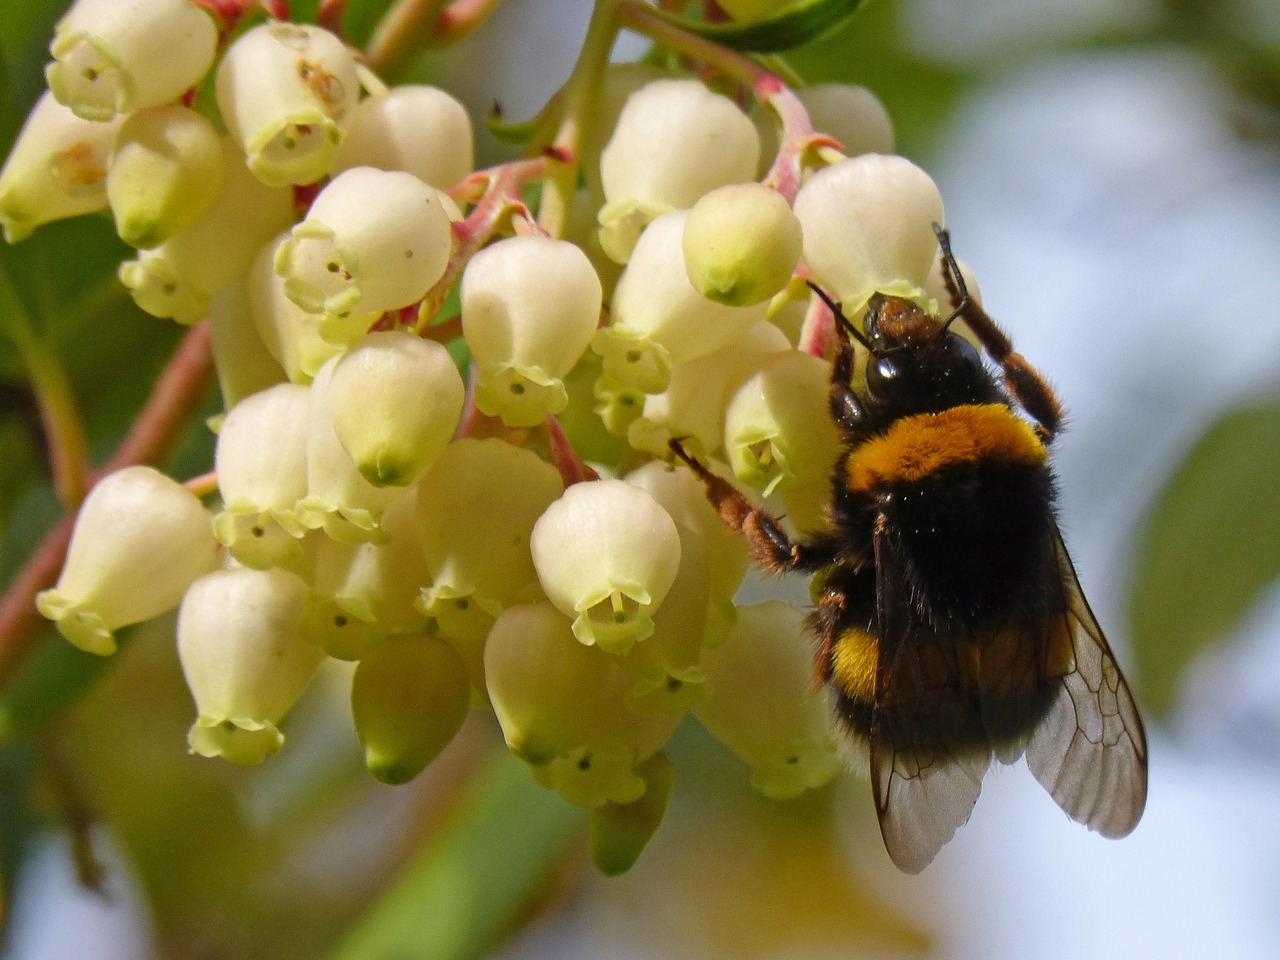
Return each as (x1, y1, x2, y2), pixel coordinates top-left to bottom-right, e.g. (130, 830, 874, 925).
(11, 327, 89, 509)
(534, 0, 624, 237)
(365, 0, 508, 79)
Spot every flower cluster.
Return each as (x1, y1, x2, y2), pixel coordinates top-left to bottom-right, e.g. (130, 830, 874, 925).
(11, 0, 977, 872)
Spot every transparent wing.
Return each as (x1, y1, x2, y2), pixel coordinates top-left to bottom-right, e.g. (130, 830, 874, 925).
(868, 518, 991, 873)
(1025, 534, 1148, 838)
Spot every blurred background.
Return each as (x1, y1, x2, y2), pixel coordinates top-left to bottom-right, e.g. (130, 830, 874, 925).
(2, 0, 1279, 958)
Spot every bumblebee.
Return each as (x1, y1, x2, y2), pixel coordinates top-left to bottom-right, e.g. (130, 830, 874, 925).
(671, 226, 1147, 872)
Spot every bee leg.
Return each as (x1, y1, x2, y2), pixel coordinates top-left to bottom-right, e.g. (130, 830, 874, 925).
(668, 438, 838, 574)
(806, 280, 872, 440)
(932, 224, 1064, 441)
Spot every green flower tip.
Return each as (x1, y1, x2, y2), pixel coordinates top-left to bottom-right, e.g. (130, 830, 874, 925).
(588, 753, 673, 876)
(188, 716, 285, 766)
(36, 591, 116, 656)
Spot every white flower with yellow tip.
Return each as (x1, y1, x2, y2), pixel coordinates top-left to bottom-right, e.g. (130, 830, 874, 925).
(695, 602, 842, 799)
(216, 22, 359, 187)
(485, 601, 680, 808)
(179, 567, 324, 766)
(531, 479, 681, 655)
(462, 234, 602, 427)
(275, 166, 453, 316)
(793, 153, 944, 310)
(598, 79, 759, 262)
(37, 466, 220, 656)
(0, 92, 119, 243)
(46, 0, 217, 122)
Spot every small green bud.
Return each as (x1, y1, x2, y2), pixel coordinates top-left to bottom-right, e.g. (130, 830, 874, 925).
(352, 633, 471, 784)
(107, 105, 224, 249)
(326, 331, 464, 487)
(589, 753, 673, 876)
(682, 183, 802, 306)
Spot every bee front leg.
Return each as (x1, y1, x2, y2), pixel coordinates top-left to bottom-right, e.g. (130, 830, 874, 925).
(668, 439, 837, 575)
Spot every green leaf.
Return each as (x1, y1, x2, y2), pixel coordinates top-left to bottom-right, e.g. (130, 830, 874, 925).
(325, 750, 583, 960)
(648, 0, 867, 54)
(1128, 392, 1280, 716)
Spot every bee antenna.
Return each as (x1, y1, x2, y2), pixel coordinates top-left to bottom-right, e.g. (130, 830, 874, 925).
(932, 223, 972, 337)
(806, 280, 872, 351)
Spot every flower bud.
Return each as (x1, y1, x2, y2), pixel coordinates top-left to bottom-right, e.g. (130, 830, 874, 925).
(213, 383, 311, 569)
(36, 466, 220, 655)
(107, 105, 224, 249)
(216, 22, 359, 187)
(179, 567, 323, 765)
(592, 211, 768, 394)
(793, 154, 944, 309)
(589, 753, 673, 876)
(46, 0, 217, 122)
(693, 601, 842, 799)
(326, 331, 464, 487)
(598, 79, 759, 262)
(415, 438, 563, 648)
(332, 85, 473, 189)
(119, 138, 295, 323)
(682, 183, 802, 306)
(484, 601, 680, 808)
(208, 278, 288, 410)
(723, 350, 841, 532)
(294, 355, 401, 543)
(275, 166, 452, 315)
(351, 633, 471, 784)
(461, 235, 602, 427)
(531, 479, 681, 655)
(0, 92, 119, 243)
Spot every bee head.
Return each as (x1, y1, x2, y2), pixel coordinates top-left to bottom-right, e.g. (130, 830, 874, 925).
(863, 293, 989, 409)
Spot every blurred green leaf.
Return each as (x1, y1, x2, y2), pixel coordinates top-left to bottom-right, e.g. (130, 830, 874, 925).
(327, 750, 583, 960)
(1129, 393, 1280, 716)
(648, 0, 866, 54)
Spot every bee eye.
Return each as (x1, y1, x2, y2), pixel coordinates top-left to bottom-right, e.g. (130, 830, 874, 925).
(868, 355, 904, 390)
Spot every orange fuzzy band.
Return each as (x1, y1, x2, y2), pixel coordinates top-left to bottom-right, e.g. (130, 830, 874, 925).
(845, 404, 1047, 494)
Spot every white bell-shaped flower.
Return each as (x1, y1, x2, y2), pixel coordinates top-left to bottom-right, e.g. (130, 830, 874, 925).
(293, 355, 401, 543)
(793, 154, 944, 309)
(36, 466, 220, 656)
(46, 0, 217, 122)
(275, 166, 453, 316)
(531, 479, 681, 655)
(484, 601, 680, 808)
(107, 105, 224, 249)
(119, 138, 295, 324)
(326, 331, 464, 487)
(798, 83, 894, 158)
(179, 567, 324, 765)
(723, 349, 842, 532)
(208, 278, 287, 412)
(682, 182, 802, 307)
(592, 211, 768, 394)
(461, 234, 602, 427)
(332, 85, 474, 189)
(216, 21, 359, 187)
(0, 91, 119, 243)
(247, 231, 372, 384)
(694, 601, 842, 799)
(351, 632, 471, 784)
(308, 489, 428, 659)
(213, 383, 311, 569)
(415, 438, 563, 647)
(598, 79, 759, 263)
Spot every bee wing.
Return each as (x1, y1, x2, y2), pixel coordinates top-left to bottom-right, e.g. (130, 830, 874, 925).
(1024, 534, 1148, 838)
(869, 520, 992, 874)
